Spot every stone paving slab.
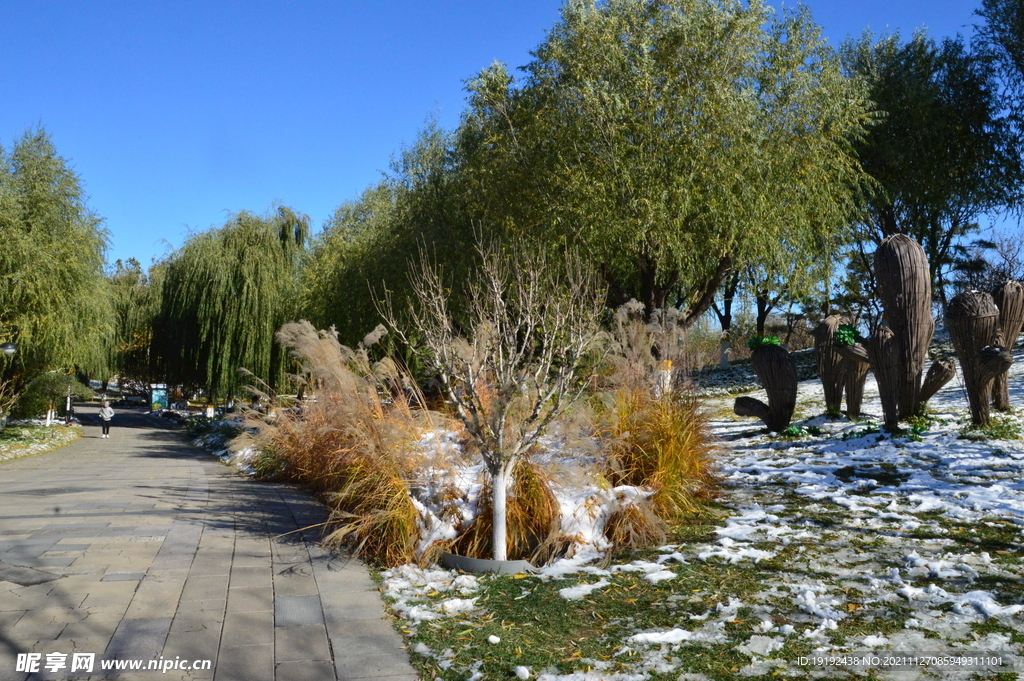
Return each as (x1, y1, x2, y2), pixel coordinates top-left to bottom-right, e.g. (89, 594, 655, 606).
(0, 404, 419, 681)
(274, 595, 323, 627)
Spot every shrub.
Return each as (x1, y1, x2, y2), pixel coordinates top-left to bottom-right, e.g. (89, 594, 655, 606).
(603, 497, 667, 552)
(233, 321, 445, 567)
(13, 373, 94, 418)
(747, 335, 781, 351)
(835, 324, 858, 346)
(598, 303, 718, 527)
(185, 415, 243, 439)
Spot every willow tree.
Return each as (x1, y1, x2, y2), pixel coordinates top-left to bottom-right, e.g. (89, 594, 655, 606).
(0, 128, 110, 391)
(977, 0, 1024, 132)
(458, 0, 873, 324)
(841, 32, 1024, 304)
(301, 180, 405, 346)
(152, 206, 309, 400)
(105, 258, 162, 385)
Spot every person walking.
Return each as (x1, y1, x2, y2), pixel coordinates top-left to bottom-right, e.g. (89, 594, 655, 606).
(99, 401, 114, 438)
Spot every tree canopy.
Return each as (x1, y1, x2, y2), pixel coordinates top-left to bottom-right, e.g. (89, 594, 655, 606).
(977, 0, 1024, 126)
(106, 258, 162, 385)
(152, 206, 309, 399)
(461, 0, 873, 323)
(304, 0, 874, 340)
(0, 128, 110, 389)
(841, 31, 1024, 303)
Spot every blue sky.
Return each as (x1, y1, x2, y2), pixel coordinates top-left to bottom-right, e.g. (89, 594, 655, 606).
(1, 0, 987, 267)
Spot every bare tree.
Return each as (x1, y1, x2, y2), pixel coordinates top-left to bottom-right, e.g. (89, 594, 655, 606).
(383, 240, 605, 561)
(954, 230, 1024, 293)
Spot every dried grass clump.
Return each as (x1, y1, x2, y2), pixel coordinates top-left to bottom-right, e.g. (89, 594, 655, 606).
(325, 449, 421, 567)
(235, 320, 445, 567)
(602, 387, 717, 521)
(603, 497, 667, 551)
(449, 459, 563, 564)
(597, 302, 718, 526)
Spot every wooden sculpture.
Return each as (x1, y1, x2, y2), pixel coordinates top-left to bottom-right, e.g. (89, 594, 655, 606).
(946, 291, 1013, 425)
(813, 316, 846, 416)
(734, 339, 798, 432)
(874, 234, 934, 419)
(829, 235, 953, 428)
(992, 281, 1024, 411)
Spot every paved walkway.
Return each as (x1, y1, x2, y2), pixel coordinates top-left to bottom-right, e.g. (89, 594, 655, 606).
(0, 404, 419, 681)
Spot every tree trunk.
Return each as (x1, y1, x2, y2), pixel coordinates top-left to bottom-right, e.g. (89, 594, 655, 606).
(783, 306, 799, 346)
(713, 272, 740, 369)
(638, 253, 678, 321)
(677, 256, 734, 330)
(600, 263, 631, 311)
(755, 294, 771, 336)
(491, 465, 511, 562)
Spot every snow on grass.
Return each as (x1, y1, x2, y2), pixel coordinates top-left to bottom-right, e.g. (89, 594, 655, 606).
(385, 342, 1024, 679)
(0, 423, 81, 463)
(558, 578, 611, 600)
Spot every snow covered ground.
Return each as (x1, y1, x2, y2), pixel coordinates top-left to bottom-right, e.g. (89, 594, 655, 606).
(382, 344, 1024, 680)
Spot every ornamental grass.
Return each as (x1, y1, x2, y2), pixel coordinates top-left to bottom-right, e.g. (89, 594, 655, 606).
(598, 301, 718, 526)
(601, 387, 717, 521)
(235, 320, 443, 567)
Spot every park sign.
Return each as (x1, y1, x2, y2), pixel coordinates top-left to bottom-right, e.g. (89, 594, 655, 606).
(149, 384, 168, 412)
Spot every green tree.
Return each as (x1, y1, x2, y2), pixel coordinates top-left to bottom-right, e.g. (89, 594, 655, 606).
(301, 124, 481, 348)
(841, 32, 1023, 304)
(460, 0, 872, 324)
(0, 128, 110, 390)
(105, 258, 162, 385)
(977, 0, 1024, 125)
(301, 181, 403, 344)
(152, 206, 309, 400)
(14, 371, 94, 420)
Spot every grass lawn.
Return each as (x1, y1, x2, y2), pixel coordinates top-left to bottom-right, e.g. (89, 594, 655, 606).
(0, 424, 81, 464)
(377, 346, 1024, 681)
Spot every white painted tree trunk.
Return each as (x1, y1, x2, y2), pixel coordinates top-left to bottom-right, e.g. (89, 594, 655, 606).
(655, 360, 672, 397)
(719, 340, 731, 368)
(491, 466, 510, 561)
(45, 409, 54, 426)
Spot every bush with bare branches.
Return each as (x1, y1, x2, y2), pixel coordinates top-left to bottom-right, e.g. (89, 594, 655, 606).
(383, 240, 605, 561)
